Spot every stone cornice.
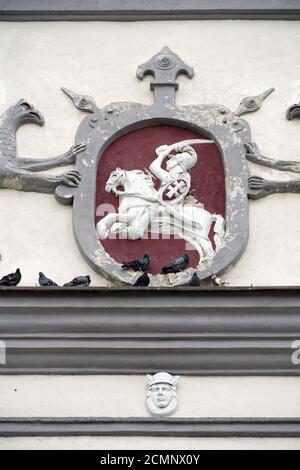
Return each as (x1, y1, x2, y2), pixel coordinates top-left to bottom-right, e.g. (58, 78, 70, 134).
(0, 287, 299, 375)
(1, 417, 300, 437)
(1, 1, 300, 21)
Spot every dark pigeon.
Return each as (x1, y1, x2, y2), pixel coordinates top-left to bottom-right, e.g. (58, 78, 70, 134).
(162, 254, 189, 273)
(121, 252, 150, 272)
(134, 272, 150, 287)
(0, 268, 21, 286)
(38, 272, 58, 287)
(64, 275, 91, 287)
(187, 270, 201, 286)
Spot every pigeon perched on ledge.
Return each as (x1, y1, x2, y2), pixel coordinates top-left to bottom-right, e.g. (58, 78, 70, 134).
(38, 272, 58, 287)
(0, 268, 21, 286)
(162, 254, 189, 273)
(122, 252, 150, 272)
(64, 275, 91, 287)
(186, 270, 201, 286)
(134, 272, 150, 287)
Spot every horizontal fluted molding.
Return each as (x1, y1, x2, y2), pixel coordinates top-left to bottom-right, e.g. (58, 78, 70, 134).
(1, 1, 300, 21)
(1, 417, 300, 437)
(0, 287, 300, 375)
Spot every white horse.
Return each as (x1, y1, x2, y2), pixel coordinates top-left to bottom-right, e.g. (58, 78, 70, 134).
(97, 168, 225, 262)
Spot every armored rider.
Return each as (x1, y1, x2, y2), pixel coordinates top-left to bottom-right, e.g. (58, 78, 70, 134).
(149, 142, 197, 208)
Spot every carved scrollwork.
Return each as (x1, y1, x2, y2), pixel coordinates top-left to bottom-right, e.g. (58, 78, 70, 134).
(0, 99, 85, 197)
(286, 103, 300, 121)
(245, 142, 300, 173)
(246, 141, 300, 199)
(234, 88, 274, 117)
(248, 175, 300, 200)
(61, 87, 99, 113)
(155, 53, 175, 70)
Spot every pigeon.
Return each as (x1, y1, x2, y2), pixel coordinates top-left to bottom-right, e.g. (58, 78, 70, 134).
(187, 270, 201, 286)
(211, 273, 229, 287)
(121, 252, 150, 272)
(38, 272, 58, 287)
(134, 272, 150, 287)
(64, 275, 91, 287)
(162, 254, 189, 273)
(0, 268, 21, 286)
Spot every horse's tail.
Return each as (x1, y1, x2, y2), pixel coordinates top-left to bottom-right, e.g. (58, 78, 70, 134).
(212, 215, 225, 251)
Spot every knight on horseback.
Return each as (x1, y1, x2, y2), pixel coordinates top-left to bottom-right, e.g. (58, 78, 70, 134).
(97, 139, 225, 264)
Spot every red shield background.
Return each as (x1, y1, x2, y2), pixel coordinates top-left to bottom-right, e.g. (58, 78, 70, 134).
(95, 125, 225, 274)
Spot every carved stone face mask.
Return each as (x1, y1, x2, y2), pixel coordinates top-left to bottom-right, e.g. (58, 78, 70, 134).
(146, 372, 179, 416)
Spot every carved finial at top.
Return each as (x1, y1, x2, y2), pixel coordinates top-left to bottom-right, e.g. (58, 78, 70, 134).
(136, 47, 194, 105)
(61, 87, 98, 113)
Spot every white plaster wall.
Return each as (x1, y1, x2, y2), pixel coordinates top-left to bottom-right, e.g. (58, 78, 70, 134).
(1, 375, 300, 418)
(0, 21, 299, 285)
(1, 375, 300, 449)
(1, 437, 300, 450)
(1, 20, 300, 450)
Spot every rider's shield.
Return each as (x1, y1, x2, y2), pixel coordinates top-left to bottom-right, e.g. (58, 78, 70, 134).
(55, 48, 250, 286)
(160, 176, 190, 205)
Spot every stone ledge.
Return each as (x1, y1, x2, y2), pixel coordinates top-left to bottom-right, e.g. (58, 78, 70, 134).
(1, 417, 300, 437)
(1, 1, 300, 21)
(0, 287, 299, 375)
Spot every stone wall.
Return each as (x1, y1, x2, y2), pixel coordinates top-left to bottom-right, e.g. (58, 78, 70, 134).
(0, 20, 300, 285)
(1, 19, 300, 449)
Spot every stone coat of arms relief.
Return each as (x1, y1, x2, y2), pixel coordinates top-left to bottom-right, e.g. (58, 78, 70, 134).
(1, 47, 300, 286)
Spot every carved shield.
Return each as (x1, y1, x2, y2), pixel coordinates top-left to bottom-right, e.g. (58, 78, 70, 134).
(56, 48, 251, 286)
(159, 175, 190, 205)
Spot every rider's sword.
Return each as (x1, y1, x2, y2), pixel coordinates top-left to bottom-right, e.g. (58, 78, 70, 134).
(170, 139, 214, 147)
(162, 139, 214, 154)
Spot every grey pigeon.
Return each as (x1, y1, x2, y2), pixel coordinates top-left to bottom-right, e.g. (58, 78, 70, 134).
(38, 272, 58, 287)
(121, 252, 150, 272)
(162, 254, 189, 273)
(187, 270, 201, 286)
(64, 275, 91, 287)
(134, 272, 150, 287)
(0, 268, 21, 286)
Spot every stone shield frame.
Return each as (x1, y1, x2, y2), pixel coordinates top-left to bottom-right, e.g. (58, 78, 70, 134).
(56, 48, 251, 286)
